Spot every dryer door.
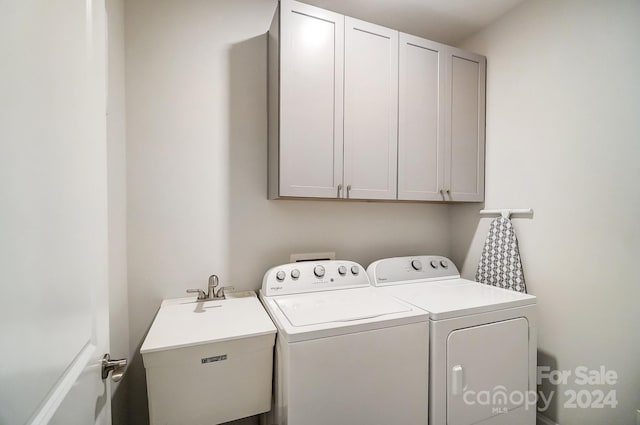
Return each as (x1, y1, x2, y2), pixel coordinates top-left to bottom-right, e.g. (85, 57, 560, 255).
(446, 318, 529, 425)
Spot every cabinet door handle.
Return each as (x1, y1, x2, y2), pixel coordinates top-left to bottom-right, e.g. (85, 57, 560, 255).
(346, 184, 351, 198)
(337, 184, 343, 198)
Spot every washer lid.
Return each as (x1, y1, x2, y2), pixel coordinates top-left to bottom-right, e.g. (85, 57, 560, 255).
(261, 287, 429, 343)
(275, 289, 411, 326)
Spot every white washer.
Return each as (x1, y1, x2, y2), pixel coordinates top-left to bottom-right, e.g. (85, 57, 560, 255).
(260, 260, 430, 425)
(367, 255, 537, 425)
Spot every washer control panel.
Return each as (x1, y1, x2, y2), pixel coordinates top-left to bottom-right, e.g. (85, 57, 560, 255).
(262, 260, 370, 296)
(366, 255, 460, 286)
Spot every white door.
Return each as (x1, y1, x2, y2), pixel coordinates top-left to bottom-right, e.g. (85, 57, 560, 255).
(398, 33, 446, 201)
(445, 48, 486, 202)
(0, 1, 114, 424)
(279, 0, 344, 198)
(344, 17, 398, 200)
(446, 319, 529, 425)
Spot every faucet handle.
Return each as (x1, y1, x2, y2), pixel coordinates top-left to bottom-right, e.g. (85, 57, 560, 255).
(215, 285, 234, 299)
(186, 288, 207, 300)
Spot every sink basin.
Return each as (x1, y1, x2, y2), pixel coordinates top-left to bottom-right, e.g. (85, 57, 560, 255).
(141, 291, 276, 425)
(141, 291, 276, 354)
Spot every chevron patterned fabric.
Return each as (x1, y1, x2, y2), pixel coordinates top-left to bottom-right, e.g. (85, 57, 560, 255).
(475, 216, 527, 293)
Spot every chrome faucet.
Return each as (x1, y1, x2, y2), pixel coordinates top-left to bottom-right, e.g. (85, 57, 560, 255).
(207, 274, 219, 299)
(186, 274, 225, 300)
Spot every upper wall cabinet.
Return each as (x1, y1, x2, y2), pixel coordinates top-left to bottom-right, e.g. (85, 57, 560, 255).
(397, 34, 446, 201)
(269, 0, 486, 202)
(344, 18, 398, 200)
(397, 37, 486, 202)
(269, 0, 344, 199)
(446, 48, 486, 202)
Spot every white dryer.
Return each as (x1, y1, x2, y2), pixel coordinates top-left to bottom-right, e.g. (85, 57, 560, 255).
(367, 255, 537, 425)
(260, 260, 430, 425)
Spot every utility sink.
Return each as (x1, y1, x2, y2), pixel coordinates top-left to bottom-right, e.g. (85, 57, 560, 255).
(141, 291, 276, 425)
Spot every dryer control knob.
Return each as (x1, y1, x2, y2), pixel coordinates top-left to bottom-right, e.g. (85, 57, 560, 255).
(430, 260, 439, 269)
(291, 269, 300, 279)
(314, 265, 325, 278)
(351, 265, 359, 276)
(440, 260, 449, 269)
(276, 270, 286, 281)
(338, 265, 347, 276)
(411, 260, 422, 271)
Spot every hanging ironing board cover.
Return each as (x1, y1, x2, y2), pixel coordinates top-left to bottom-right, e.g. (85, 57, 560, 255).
(476, 216, 527, 293)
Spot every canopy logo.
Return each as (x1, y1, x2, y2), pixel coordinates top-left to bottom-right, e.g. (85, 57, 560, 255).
(461, 366, 618, 412)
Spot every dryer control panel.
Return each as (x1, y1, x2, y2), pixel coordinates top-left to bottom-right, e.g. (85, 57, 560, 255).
(262, 260, 370, 296)
(367, 255, 460, 286)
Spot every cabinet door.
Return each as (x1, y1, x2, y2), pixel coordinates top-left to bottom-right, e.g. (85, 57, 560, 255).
(398, 34, 446, 201)
(344, 18, 398, 200)
(279, 0, 344, 198)
(445, 49, 486, 202)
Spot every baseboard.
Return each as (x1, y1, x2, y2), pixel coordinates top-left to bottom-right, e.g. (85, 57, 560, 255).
(537, 413, 559, 425)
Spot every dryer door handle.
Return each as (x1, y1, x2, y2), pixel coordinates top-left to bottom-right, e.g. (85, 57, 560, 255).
(451, 365, 464, 396)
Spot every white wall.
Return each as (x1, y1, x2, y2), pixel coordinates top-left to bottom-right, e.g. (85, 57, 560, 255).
(452, 1, 640, 424)
(124, 0, 451, 423)
(106, 0, 129, 421)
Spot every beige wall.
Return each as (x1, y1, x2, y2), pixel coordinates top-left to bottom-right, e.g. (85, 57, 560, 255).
(124, 0, 451, 423)
(452, 1, 640, 424)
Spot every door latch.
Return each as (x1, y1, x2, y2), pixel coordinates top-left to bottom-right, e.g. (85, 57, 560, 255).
(101, 353, 127, 382)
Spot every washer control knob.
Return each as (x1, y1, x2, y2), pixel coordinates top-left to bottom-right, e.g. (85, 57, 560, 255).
(276, 270, 286, 281)
(411, 260, 422, 271)
(338, 265, 347, 276)
(430, 260, 439, 269)
(314, 265, 325, 278)
(440, 260, 448, 269)
(291, 269, 300, 279)
(351, 265, 359, 276)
